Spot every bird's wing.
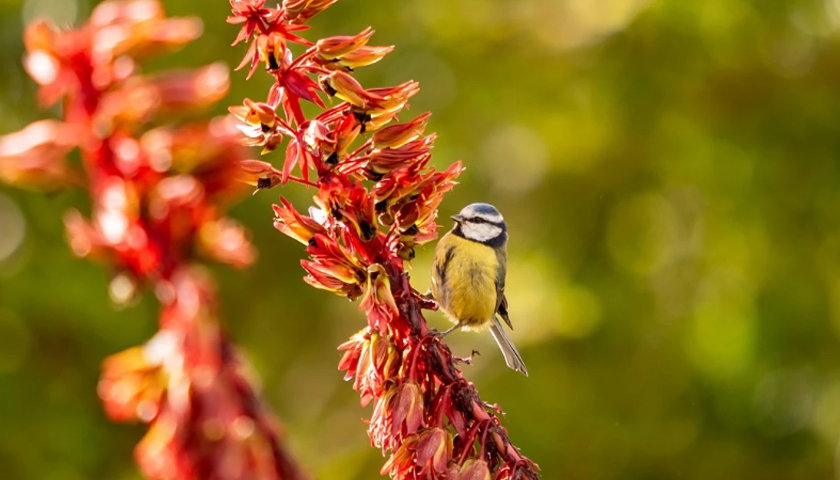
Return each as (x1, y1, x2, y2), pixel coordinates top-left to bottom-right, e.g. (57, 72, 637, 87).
(432, 237, 455, 302)
(494, 247, 513, 330)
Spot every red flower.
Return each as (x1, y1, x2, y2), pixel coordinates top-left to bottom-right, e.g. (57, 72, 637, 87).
(301, 232, 366, 298)
(0, 120, 80, 188)
(230, 99, 286, 152)
(98, 340, 167, 422)
(272, 196, 326, 244)
(227, 0, 540, 478)
(228, 0, 281, 46)
(3, 2, 305, 479)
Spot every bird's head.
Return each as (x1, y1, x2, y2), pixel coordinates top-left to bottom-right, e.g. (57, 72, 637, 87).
(451, 203, 507, 244)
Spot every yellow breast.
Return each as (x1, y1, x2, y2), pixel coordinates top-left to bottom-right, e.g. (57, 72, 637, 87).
(431, 232, 499, 330)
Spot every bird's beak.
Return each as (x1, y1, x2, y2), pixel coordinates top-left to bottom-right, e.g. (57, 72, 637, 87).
(451, 214, 464, 223)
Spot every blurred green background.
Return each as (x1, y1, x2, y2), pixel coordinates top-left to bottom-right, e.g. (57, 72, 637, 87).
(2, 0, 840, 478)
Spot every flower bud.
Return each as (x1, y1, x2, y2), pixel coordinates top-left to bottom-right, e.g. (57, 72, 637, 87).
(372, 112, 430, 149)
(415, 428, 452, 476)
(337, 45, 394, 69)
(316, 27, 374, 60)
(455, 459, 491, 480)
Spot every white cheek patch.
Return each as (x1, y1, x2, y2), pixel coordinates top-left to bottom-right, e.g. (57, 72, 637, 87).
(463, 223, 503, 242)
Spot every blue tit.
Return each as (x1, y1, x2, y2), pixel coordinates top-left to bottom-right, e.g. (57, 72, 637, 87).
(431, 203, 528, 376)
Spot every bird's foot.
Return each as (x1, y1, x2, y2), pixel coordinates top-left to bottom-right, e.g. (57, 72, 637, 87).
(437, 324, 460, 338)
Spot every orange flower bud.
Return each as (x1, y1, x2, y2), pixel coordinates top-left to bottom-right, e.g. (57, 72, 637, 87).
(367, 80, 420, 116)
(101, 63, 230, 125)
(360, 264, 399, 330)
(392, 382, 424, 436)
(240, 159, 282, 188)
(198, 217, 255, 268)
(315, 27, 374, 60)
(257, 33, 287, 71)
(98, 335, 171, 423)
(372, 112, 430, 149)
(380, 434, 417, 476)
(301, 232, 365, 298)
(273, 196, 326, 244)
(0, 120, 78, 189)
(415, 428, 452, 476)
(337, 45, 394, 69)
(455, 459, 492, 480)
(284, 0, 339, 22)
(23, 20, 56, 53)
(230, 98, 277, 129)
(324, 71, 381, 108)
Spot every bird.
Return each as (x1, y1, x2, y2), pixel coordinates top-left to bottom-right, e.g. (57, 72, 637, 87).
(431, 202, 528, 376)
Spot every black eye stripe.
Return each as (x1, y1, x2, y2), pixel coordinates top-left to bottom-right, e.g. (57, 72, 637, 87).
(467, 217, 503, 226)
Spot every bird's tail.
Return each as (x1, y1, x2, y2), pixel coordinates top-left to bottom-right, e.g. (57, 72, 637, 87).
(489, 317, 529, 376)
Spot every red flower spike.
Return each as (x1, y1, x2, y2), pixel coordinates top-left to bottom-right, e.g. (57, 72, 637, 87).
(4, 2, 308, 479)
(228, 0, 540, 478)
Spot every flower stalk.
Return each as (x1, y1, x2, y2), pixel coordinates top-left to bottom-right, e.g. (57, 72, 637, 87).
(228, 1, 540, 478)
(1, 1, 306, 479)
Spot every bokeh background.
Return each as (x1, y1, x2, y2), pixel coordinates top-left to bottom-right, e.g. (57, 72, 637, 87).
(2, 0, 840, 478)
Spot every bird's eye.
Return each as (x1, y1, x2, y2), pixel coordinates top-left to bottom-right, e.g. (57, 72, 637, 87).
(470, 217, 487, 224)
